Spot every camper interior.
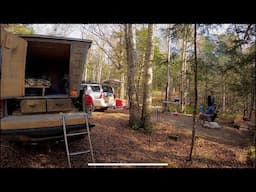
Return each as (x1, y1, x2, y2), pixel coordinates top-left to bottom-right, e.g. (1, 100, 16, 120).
(25, 41, 70, 96)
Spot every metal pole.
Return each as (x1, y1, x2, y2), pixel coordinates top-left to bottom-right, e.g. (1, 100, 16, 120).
(82, 93, 87, 113)
(62, 115, 71, 168)
(84, 114, 95, 163)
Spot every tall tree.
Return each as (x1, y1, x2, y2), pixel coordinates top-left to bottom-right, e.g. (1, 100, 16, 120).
(124, 24, 141, 128)
(81, 24, 127, 99)
(189, 24, 198, 161)
(161, 24, 193, 112)
(164, 25, 172, 111)
(141, 24, 154, 130)
(179, 25, 193, 112)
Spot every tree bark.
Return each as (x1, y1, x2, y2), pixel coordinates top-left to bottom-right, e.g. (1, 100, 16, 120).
(249, 85, 255, 121)
(82, 63, 88, 82)
(92, 52, 103, 83)
(180, 40, 184, 113)
(120, 71, 125, 100)
(222, 73, 226, 112)
(124, 24, 140, 128)
(189, 24, 198, 161)
(204, 64, 208, 108)
(137, 56, 145, 103)
(181, 37, 188, 112)
(164, 25, 171, 112)
(97, 59, 103, 83)
(141, 24, 154, 130)
(188, 73, 192, 106)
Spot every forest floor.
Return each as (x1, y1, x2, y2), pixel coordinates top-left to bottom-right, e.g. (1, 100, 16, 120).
(0, 108, 254, 168)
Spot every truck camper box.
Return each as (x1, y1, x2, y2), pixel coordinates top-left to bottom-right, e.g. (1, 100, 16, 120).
(0, 27, 92, 140)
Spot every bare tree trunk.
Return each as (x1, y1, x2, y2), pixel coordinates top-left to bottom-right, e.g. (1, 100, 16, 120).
(204, 65, 208, 107)
(181, 38, 188, 112)
(141, 24, 154, 130)
(120, 71, 125, 100)
(254, 40, 256, 168)
(184, 27, 191, 110)
(119, 27, 125, 100)
(96, 49, 104, 83)
(249, 87, 255, 121)
(188, 74, 192, 105)
(189, 24, 198, 161)
(82, 63, 88, 81)
(92, 50, 104, 83)
(180, 40, 184, 113)
(183, 47, 188, 112)
(106, 66, 111, 80)
(164, 25, 171, 112)
(97, 61, 103, 83)
(92, 65, 97, 82)
(222, 73, 226, 112)
(185, 71, 190, 107)
(137, 56, 145, 103)
(124, 24, 140, 128)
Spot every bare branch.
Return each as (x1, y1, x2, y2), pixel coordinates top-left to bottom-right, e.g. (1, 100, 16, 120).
(244, 24, 253, 40)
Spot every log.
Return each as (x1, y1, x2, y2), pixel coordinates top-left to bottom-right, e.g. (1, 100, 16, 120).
(168, 134, 179, 141)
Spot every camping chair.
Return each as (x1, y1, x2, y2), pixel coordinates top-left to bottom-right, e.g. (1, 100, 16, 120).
(198, 104, 218, 126)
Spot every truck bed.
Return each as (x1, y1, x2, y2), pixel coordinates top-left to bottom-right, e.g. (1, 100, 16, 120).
(0, 112, 87, 130)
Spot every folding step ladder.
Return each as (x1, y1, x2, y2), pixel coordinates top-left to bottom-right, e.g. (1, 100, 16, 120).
(61, 113, 95, 168)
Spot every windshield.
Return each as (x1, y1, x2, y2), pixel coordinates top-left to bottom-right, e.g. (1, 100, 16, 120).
(102, 85, 113, 93)
(90, 86, 101, 92)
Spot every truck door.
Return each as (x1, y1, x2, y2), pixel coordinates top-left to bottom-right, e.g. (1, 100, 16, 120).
(0, 28, 27, 98)
(69, 44, 88, 97)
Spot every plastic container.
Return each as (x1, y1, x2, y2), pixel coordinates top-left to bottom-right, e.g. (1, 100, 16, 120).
(115, 98, 123, 108)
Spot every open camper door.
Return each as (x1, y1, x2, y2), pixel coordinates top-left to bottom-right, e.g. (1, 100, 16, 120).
(0, 28, 27, 98)
(69, 43, 90, 97)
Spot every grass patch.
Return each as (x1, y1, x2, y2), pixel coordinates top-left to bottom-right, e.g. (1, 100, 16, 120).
(184, 105, 193, 114)
(218, 111, 241, 121)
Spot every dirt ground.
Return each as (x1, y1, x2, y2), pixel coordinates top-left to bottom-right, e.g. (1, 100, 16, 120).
(0, 108, 254, 168)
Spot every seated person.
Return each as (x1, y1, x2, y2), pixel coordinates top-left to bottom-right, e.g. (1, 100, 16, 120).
(205, 104, 217, 122)
(205, 105, 215, 114)
(58, 78, 69, 94)
(48, 74, 69, 95)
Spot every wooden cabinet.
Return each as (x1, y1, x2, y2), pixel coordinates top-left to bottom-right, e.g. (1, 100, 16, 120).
(20, 99, 46, 113)
(46, 98, 72, 112)
(20, 98, 73, 114)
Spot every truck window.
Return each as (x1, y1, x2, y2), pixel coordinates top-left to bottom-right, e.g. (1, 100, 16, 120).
(90, 86, 101, 92)
(103, 85, 113, 93)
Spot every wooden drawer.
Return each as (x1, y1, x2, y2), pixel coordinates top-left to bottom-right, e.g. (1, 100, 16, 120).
(20, 99, 46, 113)
(47, 99, 72, 112)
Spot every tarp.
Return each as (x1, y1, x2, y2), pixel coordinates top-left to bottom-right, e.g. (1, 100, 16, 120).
(102, 79, 121, 85)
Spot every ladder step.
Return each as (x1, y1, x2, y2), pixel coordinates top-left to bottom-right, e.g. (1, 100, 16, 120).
(66, 131, 88, 137)
(62, 113, 89, 118)
(70, 150, 90, 156)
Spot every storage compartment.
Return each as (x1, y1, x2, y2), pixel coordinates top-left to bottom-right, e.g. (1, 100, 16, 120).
(20, 99, 46, 113)
(25, 41, 70, 96)
(47, 98, 72, 112)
